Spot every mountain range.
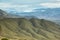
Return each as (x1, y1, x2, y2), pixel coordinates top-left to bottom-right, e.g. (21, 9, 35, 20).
(4, 8, 60, 20)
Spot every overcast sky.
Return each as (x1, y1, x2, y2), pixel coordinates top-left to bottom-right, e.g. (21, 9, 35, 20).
(0, 0, 60, 12)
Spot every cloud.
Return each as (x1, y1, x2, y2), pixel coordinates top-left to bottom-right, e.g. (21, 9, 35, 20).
(0, 3, 28, 8)
(40, 2, 60, 8)
(0, 0, 52, 5)
(0, 3, 35, 12)
(0, 3, 11, 8)
(56, 0, 60, 1)
(1, 2, 60, 13)
(24, 9, 33, 12)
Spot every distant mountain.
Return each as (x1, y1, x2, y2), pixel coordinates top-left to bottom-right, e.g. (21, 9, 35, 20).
(4, 8, 60, 20)
(0, 9, 23, 18)
(33, 8, 60, 20)
(54, 20, 60, 25)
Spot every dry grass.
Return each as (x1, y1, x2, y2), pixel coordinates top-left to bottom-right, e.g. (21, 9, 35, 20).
(0, 18, 60, 40)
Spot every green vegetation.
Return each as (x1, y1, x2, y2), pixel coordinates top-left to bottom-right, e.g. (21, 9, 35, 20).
(1, 38, 8, 40)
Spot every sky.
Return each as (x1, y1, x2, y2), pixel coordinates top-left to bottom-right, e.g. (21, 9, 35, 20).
(0, 0, 60, 20)
(0, 0, 60, 12)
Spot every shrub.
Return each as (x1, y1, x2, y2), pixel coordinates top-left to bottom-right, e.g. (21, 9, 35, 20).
(1, 38, 8, 40)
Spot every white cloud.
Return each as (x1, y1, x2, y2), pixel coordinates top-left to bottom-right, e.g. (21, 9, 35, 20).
(0, 3, 11, 8)
(40, 3, 60, 8)
(56, 0, 60, 1)
(41, 10, 46, 12)
(0, 3, 34, 12)
(24, 9, 33, 12)
(0, 3, 29, 8)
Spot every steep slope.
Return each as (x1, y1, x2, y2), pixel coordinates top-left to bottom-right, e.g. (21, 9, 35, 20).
(0, 9, 60, 40)
(0, 9, 8, 19)
(0, 18, 60, 40)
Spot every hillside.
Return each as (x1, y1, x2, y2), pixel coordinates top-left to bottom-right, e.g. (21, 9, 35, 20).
(0, 9, 60, 40)
(0, 18, 60, 40)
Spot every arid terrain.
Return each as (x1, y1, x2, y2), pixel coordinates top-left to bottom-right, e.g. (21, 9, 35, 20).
(0, 9, 60, 40)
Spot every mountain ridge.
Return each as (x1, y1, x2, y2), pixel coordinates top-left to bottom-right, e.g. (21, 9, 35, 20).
(0, 9, 60, 40)
(0, 18, 60, 40)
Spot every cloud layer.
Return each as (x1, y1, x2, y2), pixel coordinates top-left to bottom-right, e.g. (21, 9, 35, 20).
(40, 2, 60, 8)
(0, 2, 60, 12)
(0, 3, 36, 12)
(0, 0, 57, 4)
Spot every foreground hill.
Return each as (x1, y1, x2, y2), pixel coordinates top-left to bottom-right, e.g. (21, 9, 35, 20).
(0, 18, 60, 40)
(0, 9, 60, 40)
